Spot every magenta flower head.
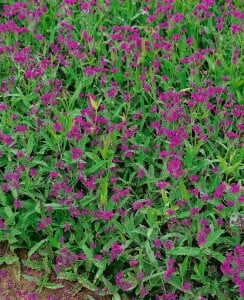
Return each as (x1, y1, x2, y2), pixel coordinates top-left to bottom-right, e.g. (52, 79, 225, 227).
(221, 245, 244, 297)
(14, 125, 28, 132)
(110, 242, 123, 261)
(156, 181, 169, 189)
(153, 238, 162, 248)
(53, 121, 64, 132)
(197, 231, 207, 245)
(181, 281, 192, 291)
(14, 199, 23, 209)
(229, 183, 241, 194)
(71, 147, 83, 159)
(164, 240, 174, 250)
(29, 168, 37, 177)
(140, 285, 149, 297)
(190, 207, 201, 216)
(129, 259, 139, 267)
(37, 217, 52, 231)
(132, 201, 144, 211)
(0, 218, 8, 230)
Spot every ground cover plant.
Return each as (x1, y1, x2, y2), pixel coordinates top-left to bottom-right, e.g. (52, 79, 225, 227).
(0, 0, 243, 299)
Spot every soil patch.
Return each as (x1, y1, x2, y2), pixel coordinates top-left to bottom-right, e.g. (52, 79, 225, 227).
(0, 243, 110, 300)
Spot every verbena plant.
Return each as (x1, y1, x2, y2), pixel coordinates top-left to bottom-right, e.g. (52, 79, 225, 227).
(0, 0, 243, 299)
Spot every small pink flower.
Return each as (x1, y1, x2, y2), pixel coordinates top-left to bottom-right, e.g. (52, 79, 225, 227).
(217, 218, 224, 226)
(132, 201, 144, 210)
(189, 175, 199, 181)
(53, 121, 64, 132)
(14, 199, 23, 209)
(222, 76, 230, 81)
(164, 267, 175, 281)
(140, 285, 149, 297)
(216, 203, 224, 211)
(129, 259, 139, 267)
(190, 207, 201, 216)
(231, 24, 241, 34)
(164, 240, 174, 250)
(229, 183, 240, 194)
(49, 171, 59, 179)
(153, 238, 161, 248)
(110, 242, 123, 261)
(182, 282, 192, 290)
(29, 168, 37, 177)
(238, 195, 244, 203)
(94, 255, 102, 260)
(14, 125, 28, 132)
(71, 147, 83, 159)
(63, 223, 71, 232)
(156, 181, 169, 189)
(16, 150, 24, 158)
(182, 218, 191, 226)
(197, 231, 206, 245)
(137, 168, 146, 178)
(37, 217, 52, 231)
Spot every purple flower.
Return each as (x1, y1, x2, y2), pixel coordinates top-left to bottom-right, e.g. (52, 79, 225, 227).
(29, 168, 37, 177)
(53, 121, 64, 132)
(153, 238, 162, 248)
(156, 181, 169, 189)
(0, 218, 8, 230)
(164, 267, 176, 280)
(14, 125, 28, 132)
(221, 245, 244, 297)
(190, 207, 201, 216)
(129, 259, 139, 267)
(71, 147, 83, 159)
(182, 282, 192, 290)
(197, 231, 206, 245)
(37, 217, 51, 231)
(229, 183, 241, 194)
(140, 285, 149, 297)
(14, 199, 23, 209)
(164, 240, 174, 250)
(49, 171, 59, 179)
(110, 242, 123, 261)
(132, 201, 144, 211)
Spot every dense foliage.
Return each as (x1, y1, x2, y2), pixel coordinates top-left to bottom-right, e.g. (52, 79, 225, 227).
(0, 0, 243, 299)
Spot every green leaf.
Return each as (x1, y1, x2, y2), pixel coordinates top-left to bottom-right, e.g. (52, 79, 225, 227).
(169, 247, 201, 257)
(57, 272, 78, 281)
(224, 161, 242, 175)
(161, 189, 169, 205)
(78, 276, 96, 291)
(112, 293, 121, 300)
(22, 274, 39, 283)
(205, 230, 224, 247)
(204, 249, 225, 263)
(22, 258, 44, 270)
(190, 274, 205, 284)
(145, 241, 158, 266)
(28, 239, 48, 258)
(44, 203, 68, 210)
(4, 206, 13, 219)
(86, 160, 106, 175)
(179, 180, 190, 200)
(26, 134, 35, 154)
(0, 255, 19, 265)
(180, 256, 189, 279)
(100, 177, 108, 205)
(217, 155, 228, 170)
(48, 237, 60, 249)
(42, 282, 64, 289)
(94, 265, 106, 283)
